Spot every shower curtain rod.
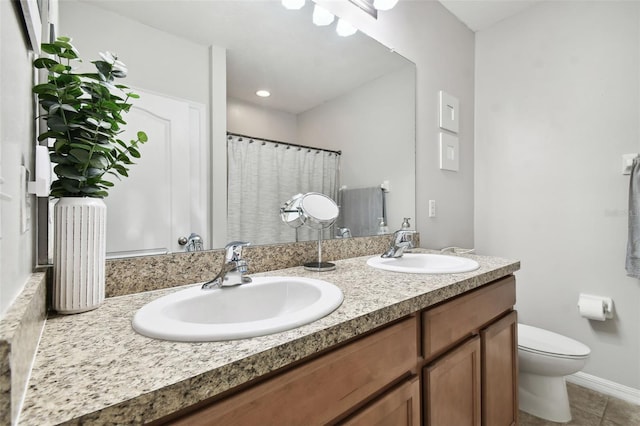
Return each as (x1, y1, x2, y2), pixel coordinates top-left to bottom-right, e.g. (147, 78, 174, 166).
(227, 132, 342, 156)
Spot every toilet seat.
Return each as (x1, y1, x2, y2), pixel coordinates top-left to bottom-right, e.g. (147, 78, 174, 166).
(518, 324, 590, 359)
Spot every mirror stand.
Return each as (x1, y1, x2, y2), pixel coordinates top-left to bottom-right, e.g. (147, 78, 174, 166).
(304, 230, 335, 272)
(281, 192, 339, 272)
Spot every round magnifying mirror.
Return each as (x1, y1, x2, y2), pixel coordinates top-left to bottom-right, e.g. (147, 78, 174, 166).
(280, 193, 305, 228)
(300, 192, 339, 229)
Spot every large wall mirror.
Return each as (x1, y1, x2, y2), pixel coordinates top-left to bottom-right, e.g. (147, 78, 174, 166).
(53, 0, 416, 258)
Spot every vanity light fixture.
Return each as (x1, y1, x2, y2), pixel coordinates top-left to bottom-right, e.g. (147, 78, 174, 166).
(256, 90, 271, 98)
(312, 4, 335, 26)
(281, 0, 305, 10)
(336, 18, 357, 37)
(372, 0, 399, 11)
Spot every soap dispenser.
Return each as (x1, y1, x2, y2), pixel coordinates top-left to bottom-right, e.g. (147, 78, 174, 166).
(401, 217, 411, 230)
(377, 217, 389, 235)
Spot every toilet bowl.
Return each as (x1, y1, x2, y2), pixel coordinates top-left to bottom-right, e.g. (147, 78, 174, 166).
(518, 323, 591, 423)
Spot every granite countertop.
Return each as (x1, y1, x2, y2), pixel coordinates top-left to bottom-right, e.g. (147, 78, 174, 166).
(19, 250, 519, 425)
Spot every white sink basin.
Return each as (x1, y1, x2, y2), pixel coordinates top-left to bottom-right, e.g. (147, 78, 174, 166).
(132, 276, 343, 342)
(367, 253, 480, 274)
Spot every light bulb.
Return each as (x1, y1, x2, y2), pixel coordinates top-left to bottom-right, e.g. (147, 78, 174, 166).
(256, 90, 271, 98)
(281, 0, 305, 10)
(312, 5, 334, 26)
(336, 19, 357, 37)
(373, 0, 398, 11)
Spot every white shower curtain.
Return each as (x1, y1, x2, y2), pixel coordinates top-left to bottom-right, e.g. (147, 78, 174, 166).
(227, 135, 340, 245)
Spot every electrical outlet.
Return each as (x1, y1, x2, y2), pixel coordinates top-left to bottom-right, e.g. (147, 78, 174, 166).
(429, 200, 436, 218)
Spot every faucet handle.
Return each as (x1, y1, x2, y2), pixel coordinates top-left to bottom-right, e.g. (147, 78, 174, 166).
(401, 217, 411, 229)
(224, 241, 250, 262)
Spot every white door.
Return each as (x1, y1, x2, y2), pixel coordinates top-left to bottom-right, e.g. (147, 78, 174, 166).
(105, 88, 207, 257)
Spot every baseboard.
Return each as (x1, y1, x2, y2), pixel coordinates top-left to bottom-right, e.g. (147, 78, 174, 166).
(567, 372, 640, 405)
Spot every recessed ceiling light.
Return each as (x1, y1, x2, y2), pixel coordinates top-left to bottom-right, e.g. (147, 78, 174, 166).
(256, 90, 271, 98)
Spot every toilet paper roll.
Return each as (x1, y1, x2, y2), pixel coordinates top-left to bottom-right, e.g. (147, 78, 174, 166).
(578, 296, 607, 321)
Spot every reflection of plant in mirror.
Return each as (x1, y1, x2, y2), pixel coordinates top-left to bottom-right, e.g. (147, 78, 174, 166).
(32, 36, 148, 198)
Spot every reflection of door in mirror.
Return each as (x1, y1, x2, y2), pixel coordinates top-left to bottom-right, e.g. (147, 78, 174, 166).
(104, 89, 208, 258)
(227, 135, 339, 246)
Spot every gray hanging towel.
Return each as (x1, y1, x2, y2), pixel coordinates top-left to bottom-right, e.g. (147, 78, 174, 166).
(626, 158, 640, 277)
(339, 187, 383, 237)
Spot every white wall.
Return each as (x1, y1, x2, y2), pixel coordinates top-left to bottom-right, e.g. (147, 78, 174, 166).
(0, 1, 38, 317)
(475, 1, 640, 389)
(318, 0, 475, 248)
(298, 66, 416, 231)
(227, 97, 298, 143)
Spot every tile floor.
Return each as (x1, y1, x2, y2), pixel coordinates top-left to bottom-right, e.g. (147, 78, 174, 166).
(519, 382, 640, 426)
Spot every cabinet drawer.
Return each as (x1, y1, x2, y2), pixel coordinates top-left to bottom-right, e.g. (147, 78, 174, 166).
(422, 276, 515, 360)
(170, 317, 418, 425)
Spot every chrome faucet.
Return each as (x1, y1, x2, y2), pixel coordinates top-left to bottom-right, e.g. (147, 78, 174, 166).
(381, 230, 417, 258)
(185, 233, 204, 252)
(202, 241, 252, 289)
(338, 227, 352, 238)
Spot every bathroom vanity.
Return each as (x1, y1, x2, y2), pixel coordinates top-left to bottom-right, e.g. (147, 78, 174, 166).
(18, 250, 519, 425)
(166, 276, 516, 425)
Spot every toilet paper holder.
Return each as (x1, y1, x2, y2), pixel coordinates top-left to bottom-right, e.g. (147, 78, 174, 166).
(577, 293, 614, 320)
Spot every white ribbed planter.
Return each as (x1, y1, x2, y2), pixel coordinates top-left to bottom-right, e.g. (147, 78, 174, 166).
(53, 197, 107, 314)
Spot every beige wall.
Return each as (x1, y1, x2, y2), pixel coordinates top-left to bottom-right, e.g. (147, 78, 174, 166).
(475, 1, 640, 389)
(0, 0, 38, 317)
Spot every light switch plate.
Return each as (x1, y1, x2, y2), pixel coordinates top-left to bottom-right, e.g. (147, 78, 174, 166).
(428, 200, 436, 217)
(439, 133, 459, 172)
(439, 91, 459, 133)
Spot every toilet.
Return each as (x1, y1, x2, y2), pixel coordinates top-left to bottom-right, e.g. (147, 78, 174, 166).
(518, 323, 591, 423)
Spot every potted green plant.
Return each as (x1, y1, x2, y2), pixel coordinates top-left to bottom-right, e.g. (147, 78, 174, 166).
(33, 36, 148, 313)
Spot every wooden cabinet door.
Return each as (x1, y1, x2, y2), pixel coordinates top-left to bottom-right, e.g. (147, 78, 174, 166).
(482, 311, 518, 426)
(167, 318, 417, 426)
(341, 376, 420, 426)
(423, 336, 481, 426)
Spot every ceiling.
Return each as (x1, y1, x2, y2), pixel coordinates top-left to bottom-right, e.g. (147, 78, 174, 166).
(437, 0, 543, 32)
